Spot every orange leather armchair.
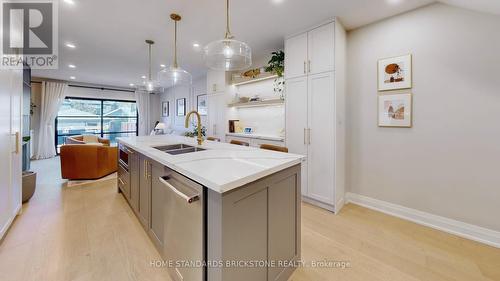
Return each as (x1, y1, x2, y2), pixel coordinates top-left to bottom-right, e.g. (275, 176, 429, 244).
(60, 144, 118, 180)
(65, 135, 110, 146)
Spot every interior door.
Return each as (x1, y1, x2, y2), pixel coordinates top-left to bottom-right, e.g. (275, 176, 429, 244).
(308, 22, 335, 75)
(285, 76, 308, 196)
(0, 68, 22, 239)
(285, 32, 308, 79)
(307, 71, 335, 205)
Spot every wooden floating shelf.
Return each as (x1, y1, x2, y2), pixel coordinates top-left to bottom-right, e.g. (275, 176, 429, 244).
(228, 99, 284, 108)
(231, 74, 279, 86)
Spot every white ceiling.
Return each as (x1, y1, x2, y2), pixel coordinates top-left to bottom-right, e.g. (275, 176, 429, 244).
(33, 0, 444, 88)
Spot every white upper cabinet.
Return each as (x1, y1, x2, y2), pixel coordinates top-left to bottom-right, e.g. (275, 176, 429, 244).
(308, 23, 335, 75)
(207, 69, 226, 94)
(285, 22, 335, 79)
(284, 32, 308, 79)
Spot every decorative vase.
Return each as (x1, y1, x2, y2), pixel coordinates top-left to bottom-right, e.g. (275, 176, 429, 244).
(273, 76, 285, 100)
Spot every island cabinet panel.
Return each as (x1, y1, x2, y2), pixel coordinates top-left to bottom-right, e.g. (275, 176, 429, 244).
(208, 164, 301, 281)
(138, 154, 151, 229)
(150, 163, 167, 253)
(128, 150, 140, 212)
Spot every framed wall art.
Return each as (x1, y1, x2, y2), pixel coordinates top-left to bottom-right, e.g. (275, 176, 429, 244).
(378, 93, 412, 127)
(197, 94, 207, 116)
(162, 101, 169, 117)
(378, 54, 412, 91)
(176, 98, 186, 116)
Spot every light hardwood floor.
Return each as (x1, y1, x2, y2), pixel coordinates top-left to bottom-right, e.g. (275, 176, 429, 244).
(1, 158, 499, 281)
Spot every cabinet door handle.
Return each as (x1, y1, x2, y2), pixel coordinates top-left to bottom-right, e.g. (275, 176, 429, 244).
(303, 61, 306, 74)
(159, 176, 199, 204)
(144, 160, 147, 178)
(308, 60, 311, 73)
(308, 128, 311, 144)
(303, 128, 307, 145)
(14, 132, 20, 154)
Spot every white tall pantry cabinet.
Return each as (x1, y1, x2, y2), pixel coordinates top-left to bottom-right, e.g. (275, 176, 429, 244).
(285, 19, 346, 213)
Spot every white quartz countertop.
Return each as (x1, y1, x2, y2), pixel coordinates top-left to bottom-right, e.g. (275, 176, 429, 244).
(117, 135, 304, 193)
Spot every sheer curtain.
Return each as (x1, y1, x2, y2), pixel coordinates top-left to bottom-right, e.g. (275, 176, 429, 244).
(135, 89, 151, 136)
(35, 81, 68, 159)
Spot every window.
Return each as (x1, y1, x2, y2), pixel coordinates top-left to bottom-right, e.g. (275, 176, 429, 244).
(55, 97, 138, 152)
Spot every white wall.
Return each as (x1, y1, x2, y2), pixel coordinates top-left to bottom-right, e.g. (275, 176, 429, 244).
(347, 3, 500, 231)
(159, 76, 207, 132)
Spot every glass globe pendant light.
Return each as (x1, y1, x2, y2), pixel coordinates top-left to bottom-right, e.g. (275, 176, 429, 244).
(204, 0, 252, 71)
(158, 13, 192, 88)
(139, 40, 160, 93)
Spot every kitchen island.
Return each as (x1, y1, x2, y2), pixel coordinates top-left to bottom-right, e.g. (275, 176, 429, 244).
(117, 135, 303, 281)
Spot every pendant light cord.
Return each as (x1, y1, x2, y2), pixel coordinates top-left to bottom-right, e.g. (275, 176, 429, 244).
(148, 43, 152, 80)
(173, 20, 178, 68)
(225, 0, 233, 39)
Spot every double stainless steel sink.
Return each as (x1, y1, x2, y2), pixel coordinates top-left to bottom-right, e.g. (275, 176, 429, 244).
(153, 144, 206, 155)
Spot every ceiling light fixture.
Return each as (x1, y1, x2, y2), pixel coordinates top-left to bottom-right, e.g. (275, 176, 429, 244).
(68, 64, 76, 68)
(69, 76, 76, 80)
(204, 0, 252, 71)
(137, 40, 160, 93)
(64, 0, 75, 5)
(65, 42, 76, 48)
(193, 43, 200, 48)
(158, 13, 192, 88)
(129, 83, 135, 87)
(160, 64, 166, 68)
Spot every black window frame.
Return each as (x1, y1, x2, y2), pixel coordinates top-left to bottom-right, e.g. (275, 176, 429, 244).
(55, 96, 138, 153)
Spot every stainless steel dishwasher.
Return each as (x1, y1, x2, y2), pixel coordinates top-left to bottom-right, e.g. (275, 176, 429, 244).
(159, 168, 205, 281)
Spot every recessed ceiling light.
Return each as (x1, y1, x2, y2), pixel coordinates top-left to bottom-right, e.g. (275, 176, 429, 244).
(65, 42, 76, 48)
(64, 0, 75, 5)
(271, 0, 285, 4)
(141, 75, 147, 79)
(129, 83, 135, 87)
(68, 64, 76, 68)
(193, 43, 200, 48)
(160, 64, 166, 68)
(69, 76, 76, 80)
(386, 0, 403, 5)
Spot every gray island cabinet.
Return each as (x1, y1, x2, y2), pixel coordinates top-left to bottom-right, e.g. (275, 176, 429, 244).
(117, 135, 303, 281)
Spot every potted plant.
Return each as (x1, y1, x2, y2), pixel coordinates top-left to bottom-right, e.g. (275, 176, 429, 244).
(265, 51, 285, 100)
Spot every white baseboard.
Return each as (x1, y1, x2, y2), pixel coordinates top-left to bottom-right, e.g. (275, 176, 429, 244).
(346, 192, 500, 249)
(0, 204, 21, 241)
(302, 196, 335, 212)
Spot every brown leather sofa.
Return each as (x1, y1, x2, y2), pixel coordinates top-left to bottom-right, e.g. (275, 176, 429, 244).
(60, 136, 118, 180)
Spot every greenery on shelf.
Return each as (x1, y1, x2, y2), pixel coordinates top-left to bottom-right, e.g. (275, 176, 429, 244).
(23, 136, 31, 142)
(265, 50, 285, 77)
(184, 122, 207, 138)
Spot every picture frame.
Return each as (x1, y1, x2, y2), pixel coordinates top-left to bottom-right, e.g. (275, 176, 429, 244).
(197, 94, 208, 116)
(161, 101, 169, 117)
(378, 54, 412, 91)
(176, 98, 186, 116)
(378, 93, 412, 127)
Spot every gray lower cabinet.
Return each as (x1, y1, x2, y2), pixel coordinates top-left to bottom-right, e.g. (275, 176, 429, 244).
(128, 150, 140, 211)
(138, 155, 151, 228)
(208, 164, 301, 281)
(150, 163, 167, 254)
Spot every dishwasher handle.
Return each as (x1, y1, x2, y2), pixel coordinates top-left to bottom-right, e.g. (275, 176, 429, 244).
(159, 176, 200, 204)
